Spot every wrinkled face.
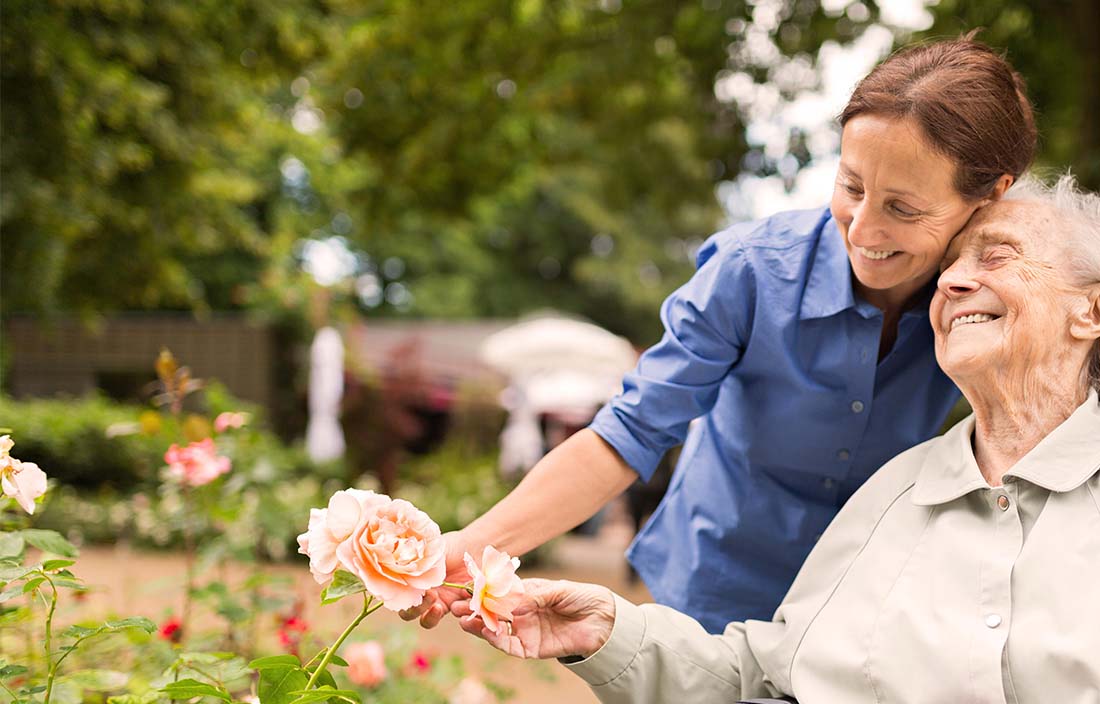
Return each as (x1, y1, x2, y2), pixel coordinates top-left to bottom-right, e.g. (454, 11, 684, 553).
(930, 201, 1081, 379)
(831, 115, 985, 305)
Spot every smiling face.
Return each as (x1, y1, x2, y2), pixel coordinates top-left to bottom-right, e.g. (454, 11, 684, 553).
(930, 200, 1086, 384)
(831, 115, 991, 311)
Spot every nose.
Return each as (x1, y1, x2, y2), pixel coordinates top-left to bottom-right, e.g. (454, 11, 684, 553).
(845, 200, 882, 247)
(937, 258, 979, 298)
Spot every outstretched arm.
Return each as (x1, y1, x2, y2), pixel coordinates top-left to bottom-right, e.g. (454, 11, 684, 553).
(401, 428, 637, 627)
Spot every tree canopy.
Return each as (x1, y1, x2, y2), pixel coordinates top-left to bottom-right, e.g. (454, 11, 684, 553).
(2, 0, 1096, 344)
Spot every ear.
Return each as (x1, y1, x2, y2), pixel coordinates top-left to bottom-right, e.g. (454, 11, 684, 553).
(1069, 285, 1100, 343)
(981, 174, 1015, 205)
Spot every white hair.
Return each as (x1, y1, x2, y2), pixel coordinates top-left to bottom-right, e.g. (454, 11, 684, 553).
(1003, 172, 1100, 392)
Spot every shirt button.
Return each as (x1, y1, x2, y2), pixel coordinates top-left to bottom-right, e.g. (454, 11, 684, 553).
(823, 478, 835, 490)
(985, 613, 1002, 629)
(850, 400, 865, 413)
(837, 449, 851, 461)
(997, 495, 1010, 511)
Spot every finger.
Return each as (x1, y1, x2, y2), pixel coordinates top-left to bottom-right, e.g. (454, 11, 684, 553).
(459, 614, 487, 637)
(419, 601, 447, 629)
(451, 600, 473, 618)
(400, 591, 436, 621)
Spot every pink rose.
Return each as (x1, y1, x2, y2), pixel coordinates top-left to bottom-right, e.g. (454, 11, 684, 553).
(297, 489, 386, 586)
(1, 435, 48, 515)
(345, 641, 387, 688)
(214, 411, 249, 433)
(463, 546, 524, 636)
(335, 495, 447, 611)
(164, 439, 231, 487)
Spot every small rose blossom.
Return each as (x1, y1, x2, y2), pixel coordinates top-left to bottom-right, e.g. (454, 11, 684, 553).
(449, 677, 494, 704)
(408, 650, 433, 674)
(463, 546, 525, 636)
(164, 438, 231, 487)
(159, 617, 182, 642)
(214, 411, 249, 433)
(1, 436, 48, 515)
(335, 495, 447, 612)
(345, 641, 388, 688)
(297, 489, 387, 586)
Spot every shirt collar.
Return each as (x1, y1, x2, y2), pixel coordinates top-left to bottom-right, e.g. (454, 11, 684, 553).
(913, 390, 1100, 506)
(799, 215, 856, 321)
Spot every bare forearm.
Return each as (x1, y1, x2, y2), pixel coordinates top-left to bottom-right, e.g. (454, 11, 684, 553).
(461, 429, 638, 558)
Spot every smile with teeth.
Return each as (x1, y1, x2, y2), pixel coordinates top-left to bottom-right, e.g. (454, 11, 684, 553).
(950, 313, 999, 330)
(858, 247, 900, 260)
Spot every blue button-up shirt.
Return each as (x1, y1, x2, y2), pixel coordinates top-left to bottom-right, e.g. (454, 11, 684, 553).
(590, 206, 960, 634)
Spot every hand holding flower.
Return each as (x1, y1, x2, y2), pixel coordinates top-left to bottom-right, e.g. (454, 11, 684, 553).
(452, 578, 616, 661)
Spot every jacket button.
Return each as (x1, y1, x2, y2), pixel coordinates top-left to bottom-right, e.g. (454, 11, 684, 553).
(997, 495, 1010, 510)
(985, 613, 1002, 629)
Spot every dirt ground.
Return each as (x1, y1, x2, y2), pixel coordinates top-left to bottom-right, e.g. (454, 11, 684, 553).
(54, 498, 654, 704)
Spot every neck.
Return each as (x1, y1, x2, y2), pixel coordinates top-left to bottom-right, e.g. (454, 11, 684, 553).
(854, 274, 932, 320)
(961, 363, 1089, 486)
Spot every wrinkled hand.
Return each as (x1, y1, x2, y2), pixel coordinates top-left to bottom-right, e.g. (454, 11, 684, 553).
(399, 531, 471, 628)
(452, 578, 615, 660)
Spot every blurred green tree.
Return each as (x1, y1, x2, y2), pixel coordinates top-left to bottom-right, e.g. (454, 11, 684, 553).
(920, 0, 1099, 191)
(0, 0, 332, 317)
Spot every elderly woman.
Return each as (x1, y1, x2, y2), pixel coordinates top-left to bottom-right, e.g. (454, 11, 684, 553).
(454, 176, 1100, 702)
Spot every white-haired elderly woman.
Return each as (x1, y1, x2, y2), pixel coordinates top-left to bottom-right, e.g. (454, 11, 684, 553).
(453, 174, 1100, 704)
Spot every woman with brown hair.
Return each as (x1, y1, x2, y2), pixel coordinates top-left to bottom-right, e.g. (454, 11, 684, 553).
(406, 33, 1040, 635)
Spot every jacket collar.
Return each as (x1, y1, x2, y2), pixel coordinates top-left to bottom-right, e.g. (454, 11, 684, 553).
(797, 215, 934, 322)
(799, 216, 857, 321)
(913, 390, 1100, 506)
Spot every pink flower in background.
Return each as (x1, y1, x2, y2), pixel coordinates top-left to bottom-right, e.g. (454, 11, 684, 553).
(214, 411, 249, 433)
(408, 650, 433, 674)
(1, 435, 48, 515)
(164, 438, 231, 487)
(277, 615, 309, 656)
(159, 616, 183, 642)
(345, 641, 388, 687)
(335, 495, 447, 612)
(449, 677, 494, 704)
(463, 546, 525, 636)
(297, 489, 387, 586)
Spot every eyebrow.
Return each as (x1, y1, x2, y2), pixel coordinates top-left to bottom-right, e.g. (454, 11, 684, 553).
(837, 163, 925, 200)
(962, 228, 1025, 250)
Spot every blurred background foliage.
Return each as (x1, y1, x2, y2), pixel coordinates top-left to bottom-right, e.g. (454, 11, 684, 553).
(2, 0, 1097, 344)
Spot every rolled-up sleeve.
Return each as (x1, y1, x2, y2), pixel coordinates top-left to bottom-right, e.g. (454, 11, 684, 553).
(565, 594, 775, 703)
(589, 236, 756, 480)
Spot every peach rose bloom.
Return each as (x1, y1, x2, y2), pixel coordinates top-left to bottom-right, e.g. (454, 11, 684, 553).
(336, 495, 447, 611)
(463, 546, 525, 635)
(164, 439, 231, 487)
(345, 640, 388, 688)
(297, 489, 387, 586)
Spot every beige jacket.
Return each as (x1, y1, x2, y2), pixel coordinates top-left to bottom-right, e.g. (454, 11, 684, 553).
(567, 394, 1100, 703)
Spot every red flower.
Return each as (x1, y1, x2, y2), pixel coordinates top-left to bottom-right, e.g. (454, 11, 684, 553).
(277, 614, 309, 657)
(159, 617, 183, 643)
(408, 650, 433, 674)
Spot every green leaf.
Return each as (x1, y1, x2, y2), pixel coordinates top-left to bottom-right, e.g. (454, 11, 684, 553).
(20, 530, 78, 558)
(287, 687, 362, 704)
(22, 577, 46, 593)
(103, 617, 157, 634)
(160, 678, 232, 702)
(0, 563, 34, 581)
(257, 665, 309, 704)
(248, 654, 301, 669)
(41, 559, 76, 571)
(0, 583, 26, 603)
(52, 577, 86, 590)
(319, 570, 366, 605)
(1, 664, 29, 678)
(0, 532, 24, 557)
(60, 669, 130, 690)
(107, 693, 162, 704)
(62, 624, 102, 639)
